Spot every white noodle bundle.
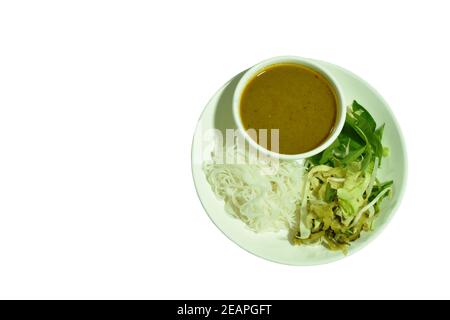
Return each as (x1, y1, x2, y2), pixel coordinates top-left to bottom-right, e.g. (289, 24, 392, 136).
(203, 144, 303, 232)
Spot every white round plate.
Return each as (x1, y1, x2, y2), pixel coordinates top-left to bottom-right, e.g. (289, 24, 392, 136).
(191, 59, 407, 265)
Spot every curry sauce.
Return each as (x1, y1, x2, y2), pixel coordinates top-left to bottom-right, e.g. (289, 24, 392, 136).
(240, 64, 337, 155)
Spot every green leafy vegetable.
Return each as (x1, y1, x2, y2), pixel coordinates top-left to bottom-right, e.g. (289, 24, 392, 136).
(324, 183, 337, 203)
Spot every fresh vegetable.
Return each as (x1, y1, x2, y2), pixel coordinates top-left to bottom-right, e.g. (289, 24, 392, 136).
(293, 101, 393, 253)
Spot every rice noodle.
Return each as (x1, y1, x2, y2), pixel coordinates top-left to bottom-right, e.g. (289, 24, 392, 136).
(203, 144, 303, 232)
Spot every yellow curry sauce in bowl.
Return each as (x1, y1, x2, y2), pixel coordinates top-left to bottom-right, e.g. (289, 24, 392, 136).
(233, 56, 346, 160)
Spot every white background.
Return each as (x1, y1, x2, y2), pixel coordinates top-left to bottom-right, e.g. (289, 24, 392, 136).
(0, 0, 448, 299)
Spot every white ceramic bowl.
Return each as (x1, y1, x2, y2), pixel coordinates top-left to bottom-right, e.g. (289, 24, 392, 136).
(232, 56, 346, 160)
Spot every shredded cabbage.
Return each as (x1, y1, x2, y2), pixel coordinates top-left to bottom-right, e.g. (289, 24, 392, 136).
(293, 101, 393, 253)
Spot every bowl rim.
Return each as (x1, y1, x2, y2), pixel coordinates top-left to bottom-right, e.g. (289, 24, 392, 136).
(232, 55, 346, 160)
